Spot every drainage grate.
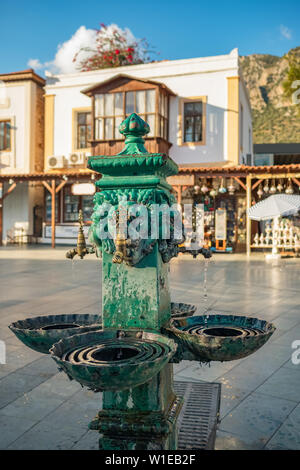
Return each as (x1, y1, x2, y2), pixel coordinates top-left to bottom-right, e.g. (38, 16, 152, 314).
(174, 381, 221, 450)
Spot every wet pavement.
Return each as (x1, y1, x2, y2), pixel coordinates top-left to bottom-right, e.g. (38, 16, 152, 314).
(0, 246, 299, 450)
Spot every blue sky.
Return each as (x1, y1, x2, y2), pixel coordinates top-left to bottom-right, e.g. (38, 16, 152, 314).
(0, 0, 300, 75)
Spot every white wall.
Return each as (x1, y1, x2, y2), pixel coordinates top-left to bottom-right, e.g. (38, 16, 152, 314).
(3, 183, 30, 242)
(0, 82, 30, 173)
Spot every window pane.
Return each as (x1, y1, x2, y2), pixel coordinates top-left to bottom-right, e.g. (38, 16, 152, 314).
(105, 118, 113, 139)
(78, 125, 86, 148)
(159, 93, 165, 116)
(115, 92, 123, 115)
(104, 94, 114, 116)
(82, 195, 94, 221)
(194, 115, 202, 141)
(184, 116, 193, 142)
(78, 113, 86, 125)
(183, 101, 203, 142)
(95, 118, 103, 139)
(46, 193, 59, 222)
(0, 122, 4, 150)
(115, 116, 123, 138)
(164, 119, 168, 139)
(164, 95, 168, 117)
(146, 89, 155, 113)
(146, 114, 155, 137)
(87, 125, 91, 142)
(136, 91, 145, 114)
(95, 94, 104, 117)
(194, 102, 202, 114)
(184, 102, 194, 116)
(125, 92, 134, 114)
(160, 116, 164, 138)
(86, 113, 91, 125)
(5, 122, 10, 149)
(64, 194, 79, 222)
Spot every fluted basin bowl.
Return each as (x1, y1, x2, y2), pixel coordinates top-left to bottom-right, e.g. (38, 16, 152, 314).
(171, 302, 196, 318)
(9, 314, 102, 354)
(167, 314, 275, 362)
(50, 329, 177, 391)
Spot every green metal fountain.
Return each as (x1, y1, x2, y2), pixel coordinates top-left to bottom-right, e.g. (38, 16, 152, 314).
(9, 114, 275, 450)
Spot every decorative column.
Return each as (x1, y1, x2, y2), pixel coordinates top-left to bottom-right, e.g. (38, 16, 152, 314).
(88, 113, 183, 449)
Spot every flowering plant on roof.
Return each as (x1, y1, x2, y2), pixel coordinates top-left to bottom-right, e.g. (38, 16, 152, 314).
(73, 23, 154, 71)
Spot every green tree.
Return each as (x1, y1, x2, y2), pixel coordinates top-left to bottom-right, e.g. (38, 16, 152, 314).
(283, 59, 300, 114)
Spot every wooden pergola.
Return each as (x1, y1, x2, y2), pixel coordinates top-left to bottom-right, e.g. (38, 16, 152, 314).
(0, 169, 97, 248)
(1, 164, 300, 254)
(169, 164, 300, 256)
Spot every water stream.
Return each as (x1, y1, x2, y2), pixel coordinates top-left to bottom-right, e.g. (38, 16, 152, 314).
(203, 258, 210, 302)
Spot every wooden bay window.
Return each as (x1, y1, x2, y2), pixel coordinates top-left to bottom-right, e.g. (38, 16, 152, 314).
(94, 88, 168, 140)
(82, 75, 175, 155)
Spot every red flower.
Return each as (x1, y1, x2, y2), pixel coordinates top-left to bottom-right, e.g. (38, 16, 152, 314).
(115, 49, 120, 55)
(127, 47, 134, 53)
(127, 54, 133, 62)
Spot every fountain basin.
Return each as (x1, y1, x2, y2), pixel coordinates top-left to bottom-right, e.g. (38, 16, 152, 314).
(50, 329, 177, 391)
(9, 314, 102, 354)
(171, 302, 196, 318)
(166, 314, 275, 362)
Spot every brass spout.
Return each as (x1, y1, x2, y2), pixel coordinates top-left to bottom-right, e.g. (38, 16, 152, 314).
(112, 234, 128, 264)
(65, 210, 95, 260)
(178, 245, 212, 259)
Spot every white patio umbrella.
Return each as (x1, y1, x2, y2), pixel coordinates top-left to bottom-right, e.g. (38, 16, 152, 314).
(247, 194, 300, 221)
(247, 194, 300, 257)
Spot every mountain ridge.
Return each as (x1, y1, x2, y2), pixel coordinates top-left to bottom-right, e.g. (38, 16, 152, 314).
(240, 47, 300, 144)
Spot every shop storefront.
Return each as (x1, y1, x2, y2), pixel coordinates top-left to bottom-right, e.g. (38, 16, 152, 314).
(169, 164, 300, 255)
(42, 181, 96, 244)
(179, 179, 247, 253)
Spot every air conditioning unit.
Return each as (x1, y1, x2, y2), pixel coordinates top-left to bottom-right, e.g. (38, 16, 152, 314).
(69, 152, 86, 166)
(46, 155, 64, 169)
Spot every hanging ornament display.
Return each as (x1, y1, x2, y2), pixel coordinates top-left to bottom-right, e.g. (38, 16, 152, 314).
(263, 179, 269, 193)
(209, 186, 217, 197)
(277, 179, 283, 192)
(194, 185, 201, 195)
(200, 178, 209, 193)
(218, 178, 227, 193)
(257, 184, 263, 199)
(285, 178, 294, 194)
(269, 179, 276, 194)
(227, 178, 235, 195)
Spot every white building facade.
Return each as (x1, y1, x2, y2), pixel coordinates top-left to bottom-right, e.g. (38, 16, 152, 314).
(44, 48, 252, 169)
(0, 50, 252, 248)
(0, 70, 45, 243)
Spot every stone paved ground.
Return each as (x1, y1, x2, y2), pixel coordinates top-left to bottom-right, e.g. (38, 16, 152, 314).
(0, 246, 299, 450)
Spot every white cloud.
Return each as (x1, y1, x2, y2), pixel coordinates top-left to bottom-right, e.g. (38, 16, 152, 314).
(27, 26, 97, 74)
(27, 24, 139, 75)
(27, 58, 43, 69)
(280, 24, 292, 40)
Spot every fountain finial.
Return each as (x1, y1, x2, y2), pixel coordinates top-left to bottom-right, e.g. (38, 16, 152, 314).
(118, 113, 150, 155)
